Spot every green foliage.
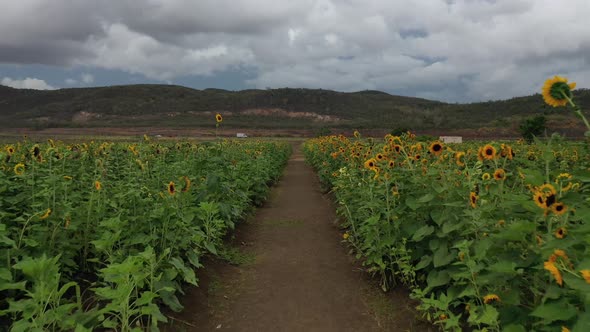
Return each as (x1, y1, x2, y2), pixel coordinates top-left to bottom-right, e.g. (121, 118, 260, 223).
(520, 115, 547, 143)
(305, 133, 590, 331)
(0, 138, 291, 330)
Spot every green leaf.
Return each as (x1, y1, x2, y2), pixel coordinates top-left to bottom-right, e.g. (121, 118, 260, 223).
(433, 244, 455, 268)
(415, 255, 432, 270)
(418, 193, 435, 203)
(427, 269, 450, 288)
(503, 324, 526, 332)
(412, 225, 434, 242)
(530, 301, 577, 323)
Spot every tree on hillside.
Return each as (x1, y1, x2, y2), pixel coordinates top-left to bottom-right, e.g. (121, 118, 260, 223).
(519, 115, 547, 143)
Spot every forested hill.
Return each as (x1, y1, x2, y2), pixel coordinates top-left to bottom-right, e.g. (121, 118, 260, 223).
(0, 84, 588, 134)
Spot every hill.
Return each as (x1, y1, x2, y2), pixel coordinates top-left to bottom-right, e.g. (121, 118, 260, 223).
(0, 84, 589, 136)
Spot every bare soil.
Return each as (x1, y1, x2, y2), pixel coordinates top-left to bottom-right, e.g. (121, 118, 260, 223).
(163, 143, 434, 332)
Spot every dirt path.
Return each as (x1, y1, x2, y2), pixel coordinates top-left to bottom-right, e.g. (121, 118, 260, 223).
(164, 143, 431, 332)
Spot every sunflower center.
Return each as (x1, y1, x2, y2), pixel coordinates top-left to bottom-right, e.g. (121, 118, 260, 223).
(485, 148, 493, 155)
(433, 144, 441, 151)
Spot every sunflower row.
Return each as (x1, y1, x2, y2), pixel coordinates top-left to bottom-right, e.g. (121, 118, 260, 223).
(304, 132, 590, 331)
(0, 138, 291, 331)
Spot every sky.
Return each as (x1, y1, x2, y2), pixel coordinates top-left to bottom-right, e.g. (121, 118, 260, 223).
(1, 0, 589, 102)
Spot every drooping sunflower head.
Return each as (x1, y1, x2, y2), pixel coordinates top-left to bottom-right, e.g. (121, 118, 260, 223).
(167, 181, 176, 195)
(483, 294, 500, 304)
(493, 169, 506, 181)
(182, 176, 191, 192)
(429, 141, 443, 156)
(469, 192, 478, 208)
(215, 113, 223, 123)
(39, 208, 52, 220)
(94, 180, 102, 191)
(542, 76, 576, 108)
(353, 130, 360, 138)
(455, 152, 465, 167)
(14, 163, 25, 175)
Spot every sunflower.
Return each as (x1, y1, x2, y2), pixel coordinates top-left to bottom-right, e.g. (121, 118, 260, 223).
(6, 145, 15, 155)
(500, 144, 514, 160)
(392, 144, 402, 153)
(480, 144, 496, 160)
(482, 173, 491, 181)
(388, 160, 395, 168)
(483, 294, 500, 304)
(14, 163, 25, 175)
(167, 181, 176, 195)
(39, 208, 52, 220)
(542, 76, 576, 107)
(376, 153, 385, 161)
(555, 227, 567, 239)
(469, 192, 478, 208)
(580, 270, 590, 284)
(414, 154, 421, 161)
(353, 130, 360, 138)
(543, 260, 563, 286)
(538, 183, 557, 195)
(94, 180, 102, 191)
(429, 141, 443, 156)
(32, 145, 41, 158)
(364, 158, 377, 170)
(533, 191, 547, 209)
(493, 169, 505, 181)
(215, 113, 223, 123)
(182, 176, 191, 192)
(455, 152, 465, 167)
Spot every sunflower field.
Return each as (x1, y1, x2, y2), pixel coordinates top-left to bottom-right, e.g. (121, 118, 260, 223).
(304, 132, 590, 331)
(0, 138, 290, 331)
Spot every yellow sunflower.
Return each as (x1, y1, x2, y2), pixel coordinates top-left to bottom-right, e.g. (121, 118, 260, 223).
(455, 152, 465, 167)
(14, 163, 25, 175)
(364, 158, 377, 170)
(542, 76, 576, 107)
(94, 180, 102, 191)
(493, 169, 505, 181)
(469, 192, 478, 208)
(215, 113, 223, 123)
(182, 176, 191, 192)
(480, 144, 496, 160)
(552, 202, 567, 215)
(6, 145, 15, 155)
(555, 227, 567, 239)
(544, 260, 563, 286)
(429, 141, 443, 156)
(39, 208, 52, 220)
(167, 181, 176, 195)
(482, 173, 491, 181)
(483, 294, 500, 304)
(580, 270, 590, 284)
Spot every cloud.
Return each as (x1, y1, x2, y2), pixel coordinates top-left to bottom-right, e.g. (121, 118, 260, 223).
(1, 77, 56, 90)
(81, 73, 94, 84)
(0, 0, 589, 101)
(65, 78, 78, 85)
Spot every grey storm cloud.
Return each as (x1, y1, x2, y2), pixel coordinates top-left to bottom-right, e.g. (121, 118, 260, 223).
(1, 0, 590, 101)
